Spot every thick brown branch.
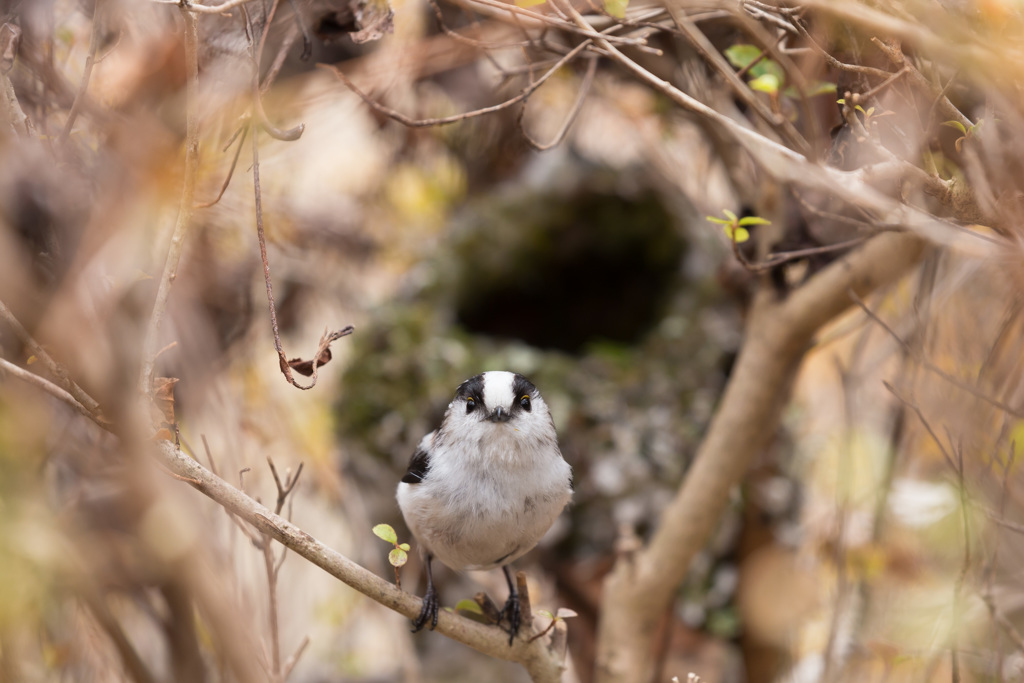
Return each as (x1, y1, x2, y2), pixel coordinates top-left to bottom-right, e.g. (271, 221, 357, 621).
(595, 231, 925, 683)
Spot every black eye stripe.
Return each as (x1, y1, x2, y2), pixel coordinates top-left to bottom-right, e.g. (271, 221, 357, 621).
(511, 373, 538, 402)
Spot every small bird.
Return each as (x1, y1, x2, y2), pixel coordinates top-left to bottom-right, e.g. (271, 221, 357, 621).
(397, 371, 572, 644)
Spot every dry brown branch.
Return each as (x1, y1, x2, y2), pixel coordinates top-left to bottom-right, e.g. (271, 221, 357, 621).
(319, 37, 592, 128)
(57, 0, 106, 145)
(245, 1, 305, 141)
(0, 357, 107, 428)
(665, 5, 810, 155)
(80, 591, 158, 683)
(195, 124, 248, 208)
(520, 56, 596, 151)
(882, 381, 957, 473)
(152, 0, 262, 15)
(154, 440, 568, 682)
(139, 7, 200, 397)
(0, 298, 105, 420)
(594, 230, 926, 682)
(852, 294, 1024, 421)
(591, 25, 991, 251)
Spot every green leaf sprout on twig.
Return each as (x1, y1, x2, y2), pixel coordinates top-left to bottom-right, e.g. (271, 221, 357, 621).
(706, 209, 770, 244)
(372, 523, 411, 588)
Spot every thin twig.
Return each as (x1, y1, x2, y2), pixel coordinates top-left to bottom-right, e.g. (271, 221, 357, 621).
(281, 636, 310, 680)
(245, 1, 304, 141)
(665, 5, 809, 155)
(951, 439, 969, 683)
(58, 0, 104, 145)
(0, 357, 107, 428)
(319, 38, 592, 128)
(139, 7, 200, 397)
(519, 56, 597, 150)
(195, 124, 248, 208)
(152, 0, 261, 15)
(852, 294, 1024, 420)
(80, 592, 159, 683)
(0, 298, 104, 419)
(734, 235, 871, 273)
(882, 381, 957, 473)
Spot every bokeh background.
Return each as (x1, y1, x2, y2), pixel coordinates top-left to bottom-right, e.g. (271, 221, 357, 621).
(3, 0, 1024, 682)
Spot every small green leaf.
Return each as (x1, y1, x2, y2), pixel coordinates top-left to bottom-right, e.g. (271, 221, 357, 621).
(515, 0, 546, 6)
(836, 98, 846, 105)
(749, 59, 784, 83)
(784, 81, 836, 98)
(942, 120, 968, 135)
(603, 0, 628, 18)
(749, 73, 780, 95)
(738, 216, 771, 226)
(807, 80, 837, 96)
(398, 543, 410, 551)
(555, 608, 579, 619)
(388, 547, 408, 567)
(454, 599, 492, 624)
(724, 44, 762, 69)
(724, 225, 750, 243)
(722, 209, 738, 222)
(706, 215, 731, 225)
(536, 609, 555, 619)
(373, 523, 397, 545)
(455, 599, 484, 615)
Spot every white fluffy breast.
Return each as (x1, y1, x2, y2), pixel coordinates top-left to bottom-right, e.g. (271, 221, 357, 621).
(396, 374, 572, 571)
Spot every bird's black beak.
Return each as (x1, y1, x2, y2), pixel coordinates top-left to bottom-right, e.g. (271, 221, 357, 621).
(488, 406, 511, 423)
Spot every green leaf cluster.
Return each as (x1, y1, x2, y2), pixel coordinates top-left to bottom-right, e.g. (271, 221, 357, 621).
(725, 44, 835, 99)
(373, 523, 411, 567)
(706, 209, 770, 244)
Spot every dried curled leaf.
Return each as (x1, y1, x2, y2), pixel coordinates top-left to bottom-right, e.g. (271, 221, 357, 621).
(286, 326, 354, 377)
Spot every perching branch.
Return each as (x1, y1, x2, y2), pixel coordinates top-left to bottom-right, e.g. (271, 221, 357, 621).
(153, 439, 568, 683)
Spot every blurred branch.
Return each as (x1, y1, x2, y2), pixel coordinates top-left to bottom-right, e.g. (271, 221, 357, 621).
(665, 5, 810, 155)
(139, 7, 200, 397)
(0, 358, 105, 426)
(0, 58, 35, 138)
(0, 298, 105, 421)
(245, 1, 305, 141)
(195, 123, 247, 208)
(153, 0, 263, 15)
(594, 230, 926, 682)
(319, 38, 592, 128)
(80, 591, 158, 683)
(155, 439, 568, 682)
(256, 456, 304, 680)
(519, 55, 596, 151)
(556, 0, 994, 253)
(851, 294, 1024, 421)
(57, 0, 105, 146)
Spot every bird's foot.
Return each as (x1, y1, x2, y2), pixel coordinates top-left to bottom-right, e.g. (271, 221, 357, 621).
(499, 591, 520, 646)
(412, 584, 439, 633)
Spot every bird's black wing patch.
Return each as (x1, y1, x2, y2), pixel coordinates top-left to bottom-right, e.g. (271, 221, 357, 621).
(401, 445, 431, 484)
